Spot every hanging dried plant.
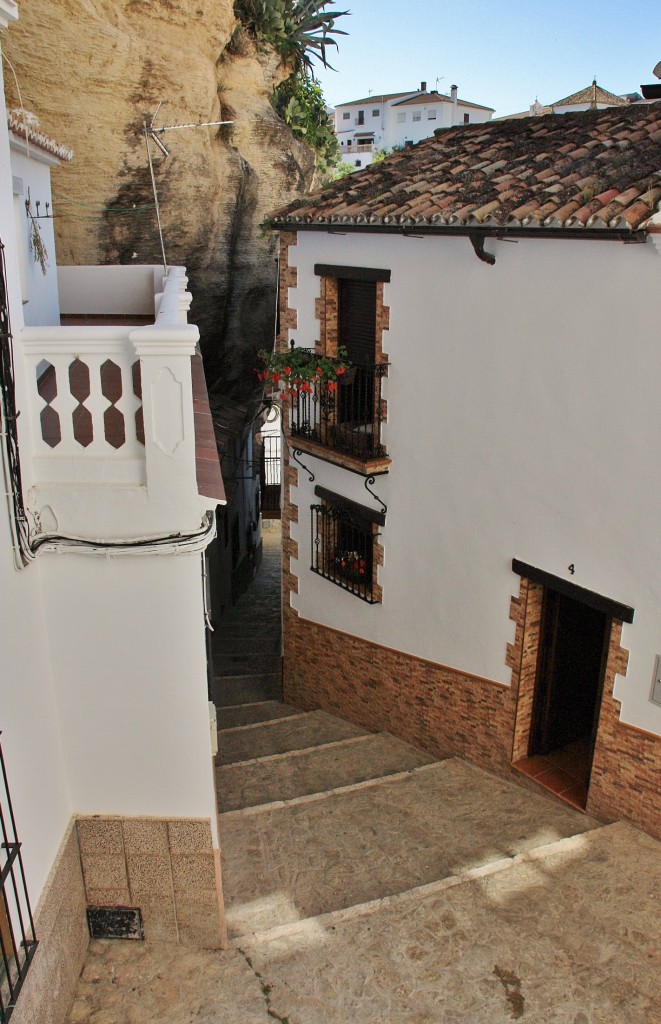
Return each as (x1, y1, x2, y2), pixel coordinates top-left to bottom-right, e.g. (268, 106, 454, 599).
(25, 198, 48, 275)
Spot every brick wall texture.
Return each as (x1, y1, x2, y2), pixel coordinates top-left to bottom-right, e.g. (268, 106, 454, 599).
(283, 581, 661, 839)
(283, 605, 515, 775)
(587, 622, 661, 837)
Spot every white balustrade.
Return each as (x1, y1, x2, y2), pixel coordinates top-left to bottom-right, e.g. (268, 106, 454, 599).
(20, 266, 206, 540)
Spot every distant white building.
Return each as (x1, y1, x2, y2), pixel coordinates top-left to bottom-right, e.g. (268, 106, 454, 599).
(499, 79, 646, 120)
(333, 82, 494, 168)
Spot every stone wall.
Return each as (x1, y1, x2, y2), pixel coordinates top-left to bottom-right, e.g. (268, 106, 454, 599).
(587, 623, 661, 839)
(76, 816, 225, 948)
(11, 822, 88, 1024)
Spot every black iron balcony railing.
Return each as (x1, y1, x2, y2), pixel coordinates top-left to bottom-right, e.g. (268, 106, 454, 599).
(290, 363, 388, 461)
(0, 736, 37, 1022)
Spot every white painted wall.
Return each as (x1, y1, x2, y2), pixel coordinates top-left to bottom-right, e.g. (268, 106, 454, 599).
(9, 144, 61, 326)
(39, 550, 218, 842)
(58, 265, 157, 317)
(286, 229, 661, 737)
(0, 22, 72, 908)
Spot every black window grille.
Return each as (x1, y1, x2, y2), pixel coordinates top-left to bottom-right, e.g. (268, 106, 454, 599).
(310, 496, 382, 604)
(0, 736, 37, 1022)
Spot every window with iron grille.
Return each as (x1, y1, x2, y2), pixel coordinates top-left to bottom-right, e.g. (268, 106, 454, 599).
(0, 736, 37, 1022)
(310, 487, 384, 604)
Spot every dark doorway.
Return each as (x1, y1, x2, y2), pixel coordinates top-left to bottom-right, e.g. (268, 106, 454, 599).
(529, 588, 610, 804)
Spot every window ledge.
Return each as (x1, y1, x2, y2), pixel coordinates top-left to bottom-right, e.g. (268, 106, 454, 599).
(290, 435, 391, 477)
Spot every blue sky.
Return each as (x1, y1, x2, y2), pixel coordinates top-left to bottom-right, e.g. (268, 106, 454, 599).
(315, 0, 660, 117)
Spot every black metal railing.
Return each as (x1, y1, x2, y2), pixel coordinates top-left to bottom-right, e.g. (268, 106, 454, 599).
(291, 363, 388, 461)
(310, 503, 378, 603)
(260, 434, 281, 517)
(0, 736, 37, 1022)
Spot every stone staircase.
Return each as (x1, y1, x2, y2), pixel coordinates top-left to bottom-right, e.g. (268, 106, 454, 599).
(210, 526, 283, 709)
(205, 529, 659, 1020)
(216, 701, 604, 946)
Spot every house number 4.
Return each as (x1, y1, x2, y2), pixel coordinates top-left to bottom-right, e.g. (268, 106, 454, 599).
(568, 564, 575, 575)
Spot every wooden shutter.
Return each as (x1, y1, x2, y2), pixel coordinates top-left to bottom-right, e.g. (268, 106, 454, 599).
(338, 279, 376, 366)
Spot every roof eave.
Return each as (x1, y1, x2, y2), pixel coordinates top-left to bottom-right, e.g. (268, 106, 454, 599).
(269, 220, 647, 242)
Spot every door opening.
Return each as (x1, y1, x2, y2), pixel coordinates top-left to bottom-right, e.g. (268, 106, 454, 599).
(521, 588, 610, 808)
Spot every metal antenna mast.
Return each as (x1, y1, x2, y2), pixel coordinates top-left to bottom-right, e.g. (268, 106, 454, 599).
(142, 101, 234, 271)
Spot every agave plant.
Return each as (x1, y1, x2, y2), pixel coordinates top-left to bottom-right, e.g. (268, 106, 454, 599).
(281, 0, 349, 72)
(234, 0, 348, 72)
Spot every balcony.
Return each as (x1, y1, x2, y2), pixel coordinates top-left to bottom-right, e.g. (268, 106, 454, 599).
(345, 144, 374, 154)
(20, 265, 224, 542)
(289, 363, 390, 475)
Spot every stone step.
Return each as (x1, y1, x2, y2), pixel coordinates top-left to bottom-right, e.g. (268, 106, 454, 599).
(211, 637, 281, 655)
(217, 700, 301, 730)
(231, 820, 660, 1024)
(213, 653, 281, 677)
(220, 757, 601, 940)
(211, 674, 282, 708)
(218, 732, 438, 812)
(217, 710, 369, 765)
(212, 629, 281, 648)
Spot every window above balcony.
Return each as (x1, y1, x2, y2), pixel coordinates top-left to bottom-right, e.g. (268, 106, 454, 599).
(285, 264, 391, 476)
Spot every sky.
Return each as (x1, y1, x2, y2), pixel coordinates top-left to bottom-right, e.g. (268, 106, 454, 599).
(314, 0, 660, 117)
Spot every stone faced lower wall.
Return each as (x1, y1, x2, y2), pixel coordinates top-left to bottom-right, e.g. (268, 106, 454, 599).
(587, 622, 661, 839)
(76, 816, 225, 948)
(283, 606, 515, 775)
(11, 821, 88, 1024)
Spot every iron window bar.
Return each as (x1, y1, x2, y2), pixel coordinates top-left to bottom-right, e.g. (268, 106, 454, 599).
(291, 363, 388, 461)
(0, 736, 37, 1022)
(310, 502, 379, 603)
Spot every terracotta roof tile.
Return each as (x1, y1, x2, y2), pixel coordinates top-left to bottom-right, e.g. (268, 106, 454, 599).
(273, 102, 661, 236)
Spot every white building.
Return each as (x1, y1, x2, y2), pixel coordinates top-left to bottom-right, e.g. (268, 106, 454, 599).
(0, 4, 227, 1022)
(333, 82, 494, 168)
(500, 79, 645, 120)
(271, 100, 661, 843)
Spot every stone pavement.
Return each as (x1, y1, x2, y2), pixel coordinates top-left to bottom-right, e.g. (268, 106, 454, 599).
(65, 523, 661, 1023)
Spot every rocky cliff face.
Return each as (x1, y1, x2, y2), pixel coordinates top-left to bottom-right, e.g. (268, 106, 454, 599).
(4, 0, 315, 393)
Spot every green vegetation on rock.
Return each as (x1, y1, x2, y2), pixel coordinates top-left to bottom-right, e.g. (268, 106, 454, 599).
(234, 0, 348, 73)
(272, 72, 340, 176)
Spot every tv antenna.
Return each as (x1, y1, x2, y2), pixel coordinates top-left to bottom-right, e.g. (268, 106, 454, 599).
(142, 101, 234, 270)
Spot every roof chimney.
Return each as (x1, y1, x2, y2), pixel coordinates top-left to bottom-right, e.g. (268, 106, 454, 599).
(420, 81, 427, 93)
(451, 84, 458, 124)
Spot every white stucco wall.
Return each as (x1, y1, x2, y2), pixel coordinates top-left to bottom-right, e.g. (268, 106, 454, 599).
(9, 145, 61, 327)
(0, 46, 72, 906)
(39, 551, 218, 842)
(286, 229, 661, 738)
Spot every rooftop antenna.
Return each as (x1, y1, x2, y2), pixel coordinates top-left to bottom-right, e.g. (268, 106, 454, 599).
(142, 101, 234, 271)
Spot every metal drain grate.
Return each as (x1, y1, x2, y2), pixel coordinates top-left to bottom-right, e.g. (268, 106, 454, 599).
(86, 907, 143, 941)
